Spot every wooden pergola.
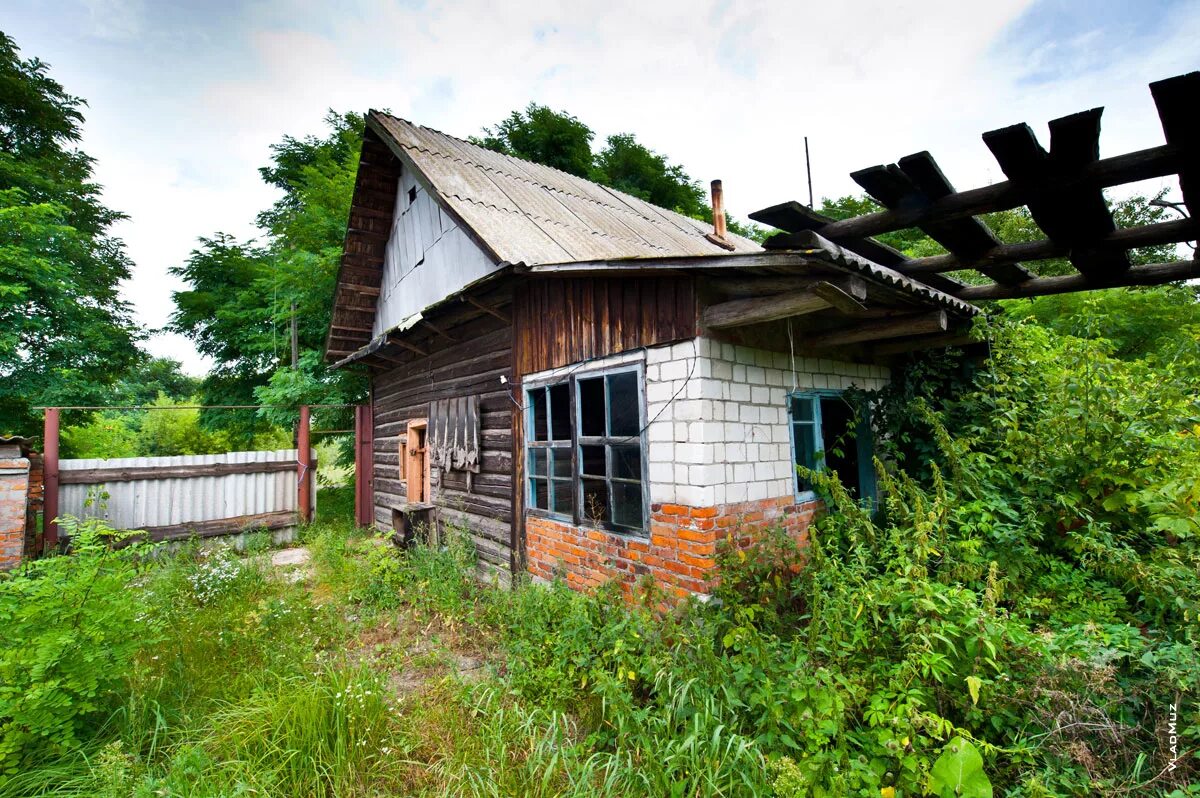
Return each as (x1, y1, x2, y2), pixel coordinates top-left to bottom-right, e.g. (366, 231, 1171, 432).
(751, 72, 1199, 302)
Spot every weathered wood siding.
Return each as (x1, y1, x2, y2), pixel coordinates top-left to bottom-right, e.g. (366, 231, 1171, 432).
(373, 166, 500, 336)
(513, 276, 697, 375)
(371, 310, 514, 581)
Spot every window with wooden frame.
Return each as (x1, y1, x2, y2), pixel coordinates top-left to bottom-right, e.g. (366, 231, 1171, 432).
(525, 365, 648, 534)
(788, 390, 877, 506)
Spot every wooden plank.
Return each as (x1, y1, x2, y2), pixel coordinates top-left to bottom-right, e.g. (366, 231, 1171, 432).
(894, 151, 1033, 284)
(60, 459, 298, 485)
(807, 311, 948, 349)
(111, 510, 297, 547)
(1150, 71, 1200, 217)
(955, 259, 1200, 300)
(984, 108, 1129, 278)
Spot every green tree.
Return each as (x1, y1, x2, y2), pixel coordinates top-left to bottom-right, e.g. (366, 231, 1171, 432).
(0, 32, 141, 435)
(112, 357, 200, 406)
(593, 133, 707, 216)
(471, 103, 594, 178)
(169, 114, 368, 444)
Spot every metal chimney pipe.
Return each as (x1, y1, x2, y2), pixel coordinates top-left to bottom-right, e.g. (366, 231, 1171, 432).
(710, 179, 727, 239)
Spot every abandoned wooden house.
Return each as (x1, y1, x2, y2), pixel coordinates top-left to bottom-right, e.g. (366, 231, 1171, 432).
(325, 71, 1199, 595)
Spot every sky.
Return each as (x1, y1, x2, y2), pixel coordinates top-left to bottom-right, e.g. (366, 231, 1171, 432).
(3, 0, 1198, 375)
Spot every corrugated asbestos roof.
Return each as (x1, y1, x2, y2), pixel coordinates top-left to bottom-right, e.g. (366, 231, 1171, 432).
(789, 232, 979, 316)
(372, 113, 762, 266)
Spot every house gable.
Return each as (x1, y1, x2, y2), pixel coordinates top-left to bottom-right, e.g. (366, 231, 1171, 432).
(374, 157, 499, 336)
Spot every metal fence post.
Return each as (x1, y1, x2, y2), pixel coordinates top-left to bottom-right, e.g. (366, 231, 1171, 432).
(298, 405, 312, 524)
(354, 403, 374, 527)
(43, 407, 59, 551)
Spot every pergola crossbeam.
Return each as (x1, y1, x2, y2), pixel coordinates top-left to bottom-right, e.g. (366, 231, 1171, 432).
(751, 71, 1200, 302)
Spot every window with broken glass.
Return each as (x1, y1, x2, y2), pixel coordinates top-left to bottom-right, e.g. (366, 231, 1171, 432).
(788, 389, 877, 507)
(525, 366, 647, 534)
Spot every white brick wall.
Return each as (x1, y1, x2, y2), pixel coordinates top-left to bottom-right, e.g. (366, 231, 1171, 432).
(521, 337, 889, 509)
(644, 336, 888, 506)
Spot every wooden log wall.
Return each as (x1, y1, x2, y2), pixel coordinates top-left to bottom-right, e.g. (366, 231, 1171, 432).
(371, 306, 515, 581)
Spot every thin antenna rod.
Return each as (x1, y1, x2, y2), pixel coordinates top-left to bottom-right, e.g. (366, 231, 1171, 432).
(804, 136, 814, 209)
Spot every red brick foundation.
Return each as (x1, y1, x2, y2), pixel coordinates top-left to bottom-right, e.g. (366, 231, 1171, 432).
(525, 495, 817, 599)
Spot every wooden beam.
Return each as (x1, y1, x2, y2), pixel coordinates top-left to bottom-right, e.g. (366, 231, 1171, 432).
(902, 216, 1200, 274)
(343, 283, 381, 297)
(420, 319, 458, 342)
(954, 259, 1200, 300)
(1150, 72, 1200, 217)
(386, 335, 427, 356)
(330, 323, 373, 334)
(706, 276, 820, 297)
(756, 203, 965, 294)
(463, 295, 510, 324)
(984, 108, 1129, 278)
(703, 288, 831, 329)
(808, 311, 948, 349)
(871, 331, 980, 357)
(812, 279, 869, 315)
(754, 143, 1181, 242)
(60, 460, 299, 485)
(111, 510, 298, 548)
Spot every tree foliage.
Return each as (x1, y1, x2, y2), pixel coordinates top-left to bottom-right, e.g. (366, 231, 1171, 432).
(0, 33, 141, 435)
(168, 113, 367, 444)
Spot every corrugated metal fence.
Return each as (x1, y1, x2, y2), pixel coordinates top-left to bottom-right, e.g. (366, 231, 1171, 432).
(58, 449, 314, 543)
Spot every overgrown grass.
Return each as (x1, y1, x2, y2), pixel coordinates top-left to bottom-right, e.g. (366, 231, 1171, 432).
(3, 314, 1200, 796)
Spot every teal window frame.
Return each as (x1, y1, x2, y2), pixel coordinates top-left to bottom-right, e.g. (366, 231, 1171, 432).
(787, 389, 877, 506)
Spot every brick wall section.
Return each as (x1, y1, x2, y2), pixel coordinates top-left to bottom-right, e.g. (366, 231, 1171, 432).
(0, 456, 31, 571)
(527, 495, 818, 599)
(645, 337, 889, 507)
(520, 335, 885, 597)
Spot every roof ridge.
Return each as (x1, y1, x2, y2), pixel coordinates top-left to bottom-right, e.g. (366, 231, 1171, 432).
(373, 110, 757, 249)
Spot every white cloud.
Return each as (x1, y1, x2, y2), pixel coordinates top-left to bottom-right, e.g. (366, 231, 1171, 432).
(7, 0, 1198, 375)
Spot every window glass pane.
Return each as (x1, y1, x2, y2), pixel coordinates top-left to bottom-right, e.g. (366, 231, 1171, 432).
(549, 383, 571, 441)
(791, 395, 814, 422)
(578, 376, 606, 437)
(531, 477, 548, 509)
(607, 371, 639, 437)
(581, 478, 609, 525)
(530, 388, 548, 441)
(529, 448, 546, 476)
(793, 422, 818, 492)
(612, 445, 641, 481)
(580, 444, 605, 477)
(551, 479, 574, 515)
(611, 481, 644, 529)
(550, 448, 572, 478)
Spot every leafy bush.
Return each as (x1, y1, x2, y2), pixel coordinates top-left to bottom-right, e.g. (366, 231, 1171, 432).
(0, 518, 157, 779)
